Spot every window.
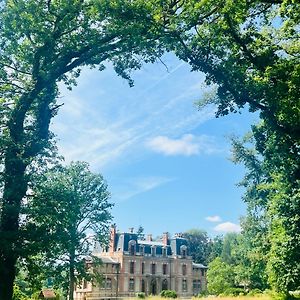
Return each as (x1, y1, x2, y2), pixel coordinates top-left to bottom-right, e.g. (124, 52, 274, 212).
(129, 240, 136, 255)
(106, 278, 112, 289)
(180, 245, 187, 258)
(182, 264, 187, 276)
(162, 247, 167, 257)
(140, 245, 145, 255)
(129, 278, 135, 292)
(201, 269, 205, 276)
(182, 279, 187, 292)
(130, 261, 135, 274)
(163, 264, 167, 275)
(151, 246, 156, 256)
(151, 263, 156, 274)
(162, 279, 168, 291)
(83, 279, 87, 289)
(141, 262, 145, 274)
(193, 280, 201, 292)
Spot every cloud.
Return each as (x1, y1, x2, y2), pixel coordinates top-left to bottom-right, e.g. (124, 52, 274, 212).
(205, 215, 222, 222)
(146, 134, 221, 156)
(214, 222, 241, 233)
(52, 55, 217, 170)
(113, 176, 176, 202)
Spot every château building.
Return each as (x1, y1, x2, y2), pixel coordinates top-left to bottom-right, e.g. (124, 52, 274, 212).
(74, 225, 207, 300)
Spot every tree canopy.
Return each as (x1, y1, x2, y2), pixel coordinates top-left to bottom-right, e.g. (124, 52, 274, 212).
(26, 161, 112, 300)
(0, 1, 166, 298)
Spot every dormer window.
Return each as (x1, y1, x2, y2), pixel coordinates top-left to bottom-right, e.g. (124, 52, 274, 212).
(162, 247, 167, 257)
(129, 240, 136, 255)
(180, 245, 187, 258)
(151, 246, 156, 256)
(140, 245, 145, 255)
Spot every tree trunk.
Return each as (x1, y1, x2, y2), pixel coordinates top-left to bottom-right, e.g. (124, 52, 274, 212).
(0, 146, 27, 300)
(69, 251, 76, 300)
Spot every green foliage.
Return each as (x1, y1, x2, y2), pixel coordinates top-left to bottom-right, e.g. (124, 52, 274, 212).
(160, 1, 300, 293)
(207, 258, 235, 295)
(136, 292, 146, 299)
(0, 0, 167, 297)
(183, 229, 211, 265)
(12, 285, 29, 300)
(248, 289, 263, 296)
(160, 290, 177, 298)
(222, 287, 246, 296)
(26, 161, 113, 299)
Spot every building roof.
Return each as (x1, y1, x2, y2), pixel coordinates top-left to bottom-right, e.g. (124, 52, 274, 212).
(138, 240, 164, 246)
(193, 262, 208, 269)
(39, 289, 56, 299)
(92, 255, 119, 264)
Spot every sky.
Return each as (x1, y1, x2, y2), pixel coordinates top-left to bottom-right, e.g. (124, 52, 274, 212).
(52, 53, 259, 238)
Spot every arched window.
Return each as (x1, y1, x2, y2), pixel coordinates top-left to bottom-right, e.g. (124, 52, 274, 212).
(140, 245, 145, 255)
(162, 247, 167, 257)
(182, 264, 187, 276)
(180, 245, 187, 258)
(182, 279, 187, 292)
(162, 279, 168, 291)
(129, 278, 135, 292)
(141, 279, 146, 293)
(128, 240, 136, 255)
(151, 245, 156, 256)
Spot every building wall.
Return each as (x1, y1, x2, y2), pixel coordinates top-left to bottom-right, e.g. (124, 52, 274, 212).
(74, 229, 207, 300)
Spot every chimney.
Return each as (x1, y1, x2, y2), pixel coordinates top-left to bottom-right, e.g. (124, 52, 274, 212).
(175, 232, 183, 238)
(162, 232, 169, 246)
(147, 234, 153, 241)
(109, 224, 116, 252)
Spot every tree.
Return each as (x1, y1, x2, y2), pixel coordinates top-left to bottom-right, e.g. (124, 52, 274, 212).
(0, 1, 166, 298)
(136, 225, 145, 241)
(207, 235, 223, 263)
(26, 161, 112, 300)
(159, 0, 300, 293)
(183, 229, 211, 265)
(230, 130, 299, 293)
(207, 257, 235, 295)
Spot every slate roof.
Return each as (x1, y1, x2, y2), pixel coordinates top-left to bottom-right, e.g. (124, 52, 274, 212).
(193, 263, 208, 269)
(39, 289, 56, 299)
(111, 231, 188, 256)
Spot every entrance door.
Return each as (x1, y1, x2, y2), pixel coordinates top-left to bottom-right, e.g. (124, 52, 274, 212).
(150, 279, 157, 295)
(141, 279, 145, 293)
(162, 279, 168, 291)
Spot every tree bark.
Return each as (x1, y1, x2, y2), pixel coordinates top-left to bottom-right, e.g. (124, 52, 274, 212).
(0, 147, 28, 300)
(69, 251, 76, 300)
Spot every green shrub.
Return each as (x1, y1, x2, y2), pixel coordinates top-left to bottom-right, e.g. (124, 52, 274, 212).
(160, 290, 178, 298)
(223, 287, 245, 296)
(136, 292, 146, 299)
(12, 285, 30, 300)
(196, 291, 209, 297)
(248, 288, 262, 296)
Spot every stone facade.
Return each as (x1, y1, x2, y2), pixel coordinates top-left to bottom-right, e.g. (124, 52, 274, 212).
(74, 226, 207, 300)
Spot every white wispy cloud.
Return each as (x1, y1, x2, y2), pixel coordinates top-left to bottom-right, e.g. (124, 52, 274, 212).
(214, 222, 241, 233)
(112, 176, 176, 201)
(205, 215, 222, 222)
(146, 134, 221, 156)
(52, 55, 218, 170)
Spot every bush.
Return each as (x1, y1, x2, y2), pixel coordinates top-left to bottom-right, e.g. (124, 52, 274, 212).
(12, 285, 30, 300)
(136, 292, 146, 299)
(160, 290, 178, 298)
(223, 287, 246, 296)
(248, 288, 262, 296)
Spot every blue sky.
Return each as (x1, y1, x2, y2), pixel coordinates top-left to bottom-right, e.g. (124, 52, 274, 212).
(52, 53, 259, 238)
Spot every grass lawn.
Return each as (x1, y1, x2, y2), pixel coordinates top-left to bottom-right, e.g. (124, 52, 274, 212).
(123, 296, 272, 300)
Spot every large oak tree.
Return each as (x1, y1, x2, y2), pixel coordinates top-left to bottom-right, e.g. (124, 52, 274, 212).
(0, 1, 166, 298)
